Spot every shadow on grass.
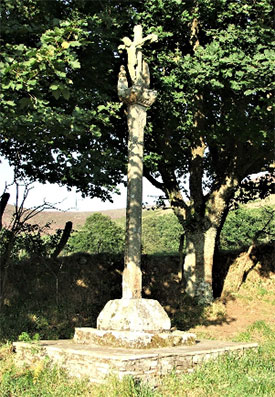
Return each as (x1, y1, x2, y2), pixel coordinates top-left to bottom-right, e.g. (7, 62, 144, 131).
(1, 244, 273, 342)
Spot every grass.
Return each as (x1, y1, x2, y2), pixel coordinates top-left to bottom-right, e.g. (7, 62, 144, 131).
(233, 320, 274, 343)
(1, 321, 274, 397)
(0, 347, 89, 396)
(157, 343, 275, 397)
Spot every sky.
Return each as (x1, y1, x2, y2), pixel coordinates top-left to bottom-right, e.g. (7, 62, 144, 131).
(1, 157, 164, 212)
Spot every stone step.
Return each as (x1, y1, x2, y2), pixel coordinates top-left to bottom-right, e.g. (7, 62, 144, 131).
(74, 327, 196, 349)
(13, 339, 258, 385)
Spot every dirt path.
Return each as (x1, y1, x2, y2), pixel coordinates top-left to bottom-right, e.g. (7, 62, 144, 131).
(192, 298, 273, 340)
(190, 270, 275, 340)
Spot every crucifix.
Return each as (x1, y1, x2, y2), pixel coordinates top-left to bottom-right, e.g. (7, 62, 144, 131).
(118, 25, 158, 87)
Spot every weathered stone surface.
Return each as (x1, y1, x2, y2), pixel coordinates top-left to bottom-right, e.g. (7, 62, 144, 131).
(13, 339, 258, 385)
(118, 85, 157, 107)
(74, 328, 196, 349)
(118, 25, 158, 86)
(97, 298, 171, 332)
(118, 25, 158, 303)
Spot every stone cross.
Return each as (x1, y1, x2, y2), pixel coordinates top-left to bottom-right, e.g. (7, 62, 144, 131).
(96, 25, 171, 332)
(118, 25, 157, 299)
(118, 25, 158, 86)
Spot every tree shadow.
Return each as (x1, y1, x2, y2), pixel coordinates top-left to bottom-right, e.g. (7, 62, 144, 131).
(141, 255, 236, 331)
(1, 245, 273, 342)
(0, 253, 123, 342)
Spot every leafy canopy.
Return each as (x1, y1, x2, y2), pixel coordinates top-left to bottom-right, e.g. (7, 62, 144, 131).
(139, 0, 274, 192)
(1, 0, 274, 207)
(0, 0, 129, 200)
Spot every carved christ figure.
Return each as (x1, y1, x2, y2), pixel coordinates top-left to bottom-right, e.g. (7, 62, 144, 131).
(118, 25, 157, 86)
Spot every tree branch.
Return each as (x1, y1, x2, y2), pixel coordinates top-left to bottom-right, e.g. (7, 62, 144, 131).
(189, 92, 206, 212)
(51, 221, 73, 259)
(143, 166, 165, 191)
(0, 193, 10, 230)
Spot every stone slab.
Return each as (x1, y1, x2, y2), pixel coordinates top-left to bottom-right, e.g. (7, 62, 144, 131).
(97, 298, 171, 331)
(13, 339, 258, 385)
(74, 328, 196, 348)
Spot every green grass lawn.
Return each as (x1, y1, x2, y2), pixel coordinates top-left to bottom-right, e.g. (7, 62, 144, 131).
(1, 321, 274, 397)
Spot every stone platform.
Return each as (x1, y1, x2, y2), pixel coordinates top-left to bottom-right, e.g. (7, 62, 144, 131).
(13, 339, 258, 385)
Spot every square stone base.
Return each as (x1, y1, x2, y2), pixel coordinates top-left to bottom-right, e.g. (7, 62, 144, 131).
(13, 339, 258, 385)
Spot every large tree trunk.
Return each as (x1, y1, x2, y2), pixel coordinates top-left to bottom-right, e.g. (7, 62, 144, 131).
(184, 225, 217, 304)
(166, 175, 239, 304)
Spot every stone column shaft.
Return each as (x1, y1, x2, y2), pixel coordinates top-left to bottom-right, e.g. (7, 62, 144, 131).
(123, 103, 146, 299)
(95, 25, 171, 333)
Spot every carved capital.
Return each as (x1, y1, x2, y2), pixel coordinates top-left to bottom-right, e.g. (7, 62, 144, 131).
(118, 85, 157, 108)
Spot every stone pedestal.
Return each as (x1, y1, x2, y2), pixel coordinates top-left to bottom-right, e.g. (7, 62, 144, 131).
(97, 298, 171, 332)
(74, 328, 196, 349)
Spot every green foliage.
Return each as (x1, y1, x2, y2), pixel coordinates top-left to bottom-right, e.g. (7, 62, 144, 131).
(0, 225, 66, 261)
(68, 213, 125, 254)
(140, 204, 274, 254)
(158, 343, 275, 397)
(141, 0, 274, 170)
(1, 0, 274, 293)
(142, 212, 182, 254)
(91, 375, 156, 397)
(1, 0, 273, 199)
(0, 350, 89, 397)
(220, 206, 275, 250)
(0, 0, 128, 199)
(17, 331, 32, 342)
(18, 332, 40, 342)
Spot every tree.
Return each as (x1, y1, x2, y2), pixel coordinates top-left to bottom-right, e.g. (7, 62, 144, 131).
(1, 0, 274, 301)
(0, 0, 128, 200)
(68, 213, 124, 254)
(138, 0, 274, 301)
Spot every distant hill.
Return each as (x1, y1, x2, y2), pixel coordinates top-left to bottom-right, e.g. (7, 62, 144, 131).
(2, 204, 126, 233)
(2, 194, 274, 234)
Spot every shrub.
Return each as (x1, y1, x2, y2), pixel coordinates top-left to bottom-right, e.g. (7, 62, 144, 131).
(142, 213, 182, 254)
(67, 213, 125, 254)
(220, 206, 274, 250)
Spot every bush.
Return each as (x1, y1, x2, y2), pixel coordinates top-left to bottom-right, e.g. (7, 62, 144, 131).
(220, 206, 274, 250)
(67, 213, 125, 254)
(0, 220, 67, 264)
(0, 225, 63, 308)
(142, 213, 183, 254)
